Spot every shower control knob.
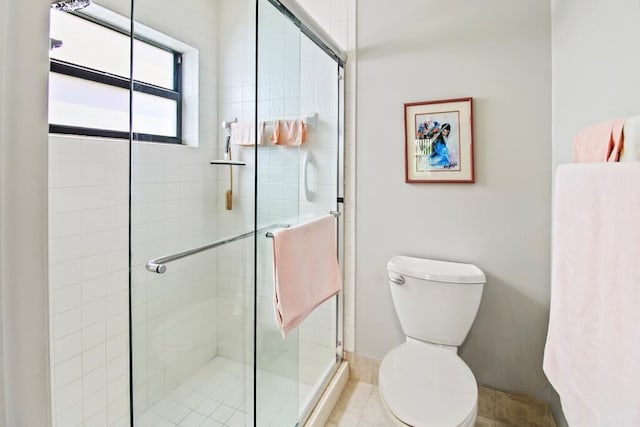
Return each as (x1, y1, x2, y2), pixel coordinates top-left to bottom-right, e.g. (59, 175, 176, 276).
(390, 274, 405, 285)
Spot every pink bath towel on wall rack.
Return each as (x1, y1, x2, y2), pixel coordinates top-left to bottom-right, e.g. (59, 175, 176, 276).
(572, 119, 625, 162)
(544, 162, 640, 426)
(271, 214, 341, 338)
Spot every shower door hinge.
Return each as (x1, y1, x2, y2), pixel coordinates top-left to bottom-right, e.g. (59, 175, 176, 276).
(337, 197, 344, 203)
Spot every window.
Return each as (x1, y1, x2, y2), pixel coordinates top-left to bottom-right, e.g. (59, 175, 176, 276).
(49, 9, 183, 144)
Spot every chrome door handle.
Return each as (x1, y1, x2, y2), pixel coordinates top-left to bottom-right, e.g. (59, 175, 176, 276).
(389, 275, 405, 285)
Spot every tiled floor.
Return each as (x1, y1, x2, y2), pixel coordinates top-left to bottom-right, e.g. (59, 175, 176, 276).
(136, 357, 315, 427)
(136, 358, 252, 427)
(326, 379, 508, 427)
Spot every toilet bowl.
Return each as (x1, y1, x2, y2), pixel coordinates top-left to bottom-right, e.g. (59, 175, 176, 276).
(379, 340, 477, 427)
(379, 256, 485, 427)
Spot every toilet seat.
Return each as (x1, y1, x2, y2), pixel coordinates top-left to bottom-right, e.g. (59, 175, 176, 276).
(379, 340, 478, 427)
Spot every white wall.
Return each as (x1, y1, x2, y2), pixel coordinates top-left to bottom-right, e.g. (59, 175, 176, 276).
(0, 4, 8, 423)
(551, 0, 640, 168)
(0, 0, 52, 426)
(356, 0, 553, 400)
(550, 1, 640, 424)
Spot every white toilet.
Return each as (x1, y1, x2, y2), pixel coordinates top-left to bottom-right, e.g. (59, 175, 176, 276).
(379, 256, 486, 427)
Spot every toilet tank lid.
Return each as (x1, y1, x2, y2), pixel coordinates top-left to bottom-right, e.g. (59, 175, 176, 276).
(387, 256, 486, 284)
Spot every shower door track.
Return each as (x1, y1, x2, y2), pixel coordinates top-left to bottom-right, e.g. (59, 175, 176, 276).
(145, 223, 290, 274)
(266, 0, 347, 66)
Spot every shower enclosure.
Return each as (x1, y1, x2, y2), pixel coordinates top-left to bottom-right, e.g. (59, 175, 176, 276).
(47, 0, 345, 425)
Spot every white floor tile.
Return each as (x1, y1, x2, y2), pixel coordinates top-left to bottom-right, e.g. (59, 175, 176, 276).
(136, 356, 327, 427)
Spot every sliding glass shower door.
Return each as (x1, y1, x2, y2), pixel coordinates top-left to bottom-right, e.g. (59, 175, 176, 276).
(254, 2, 302, 424)
(256, 0, 343, 425)
(130, 0, 256, 425)
(128, 0, 344, 425)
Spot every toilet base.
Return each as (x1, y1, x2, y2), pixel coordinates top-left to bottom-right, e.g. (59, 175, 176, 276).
(379, 387, 477, 427)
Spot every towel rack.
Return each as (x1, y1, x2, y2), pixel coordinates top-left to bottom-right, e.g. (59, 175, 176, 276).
(263, 113, 317, 128)
(146, 222, 290, 274)
(265, 211, 341, 238)
(222, 114, 317, 130)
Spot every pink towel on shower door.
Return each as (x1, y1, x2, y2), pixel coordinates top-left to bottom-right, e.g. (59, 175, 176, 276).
(544, 162, 640, 426)
(272, 215, 341, 338)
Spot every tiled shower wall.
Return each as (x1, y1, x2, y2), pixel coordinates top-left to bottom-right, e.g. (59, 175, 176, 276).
(48, 135, 130, 427)
(127, 0, 222, 418)
(215, 0, 257, 364)
(47, 0, 219, 424)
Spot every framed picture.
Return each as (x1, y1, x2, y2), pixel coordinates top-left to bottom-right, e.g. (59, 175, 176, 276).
(404, 97, 474, 183)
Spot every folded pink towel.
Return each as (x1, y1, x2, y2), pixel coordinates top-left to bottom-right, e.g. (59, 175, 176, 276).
(544, 163, 640, 426)
(231, 122, 265, 146)
(270, 119, 307, 146)
(272, 215, 341, 338)
(573, 119, 625, 162)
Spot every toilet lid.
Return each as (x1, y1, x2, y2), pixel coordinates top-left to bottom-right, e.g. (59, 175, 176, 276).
(379, 341, 477, 427)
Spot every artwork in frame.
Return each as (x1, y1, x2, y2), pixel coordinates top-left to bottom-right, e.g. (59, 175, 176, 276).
(404, 97, 474, 183)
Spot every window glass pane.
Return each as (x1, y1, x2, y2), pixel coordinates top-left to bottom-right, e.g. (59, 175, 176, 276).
(49, 10, 181, 140)
(132, 92, 177, 137)
(49, 73, 129, 132)
(133, 40, 175, 89)
(50, 10, 130, 79)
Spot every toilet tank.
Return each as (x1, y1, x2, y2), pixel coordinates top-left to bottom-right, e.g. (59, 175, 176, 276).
(387, 256, 485, 347)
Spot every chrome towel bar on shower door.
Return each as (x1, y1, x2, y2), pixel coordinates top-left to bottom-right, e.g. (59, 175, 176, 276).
(265, 211, 341, 238)
(145, 223, 290, 274)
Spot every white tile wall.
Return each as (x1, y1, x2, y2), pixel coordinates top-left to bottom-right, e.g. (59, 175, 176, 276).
(215, 0, 257, 370)
(48, 135, 131, 427)
(129, 0, 222, 418)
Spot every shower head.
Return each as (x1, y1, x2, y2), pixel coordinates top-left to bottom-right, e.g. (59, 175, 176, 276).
(51, 0, 91, 12)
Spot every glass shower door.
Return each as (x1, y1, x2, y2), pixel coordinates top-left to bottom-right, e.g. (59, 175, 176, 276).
(129, 0, 256, 426)
(255, 1, 302, 425)
(256, 0, 343, 424)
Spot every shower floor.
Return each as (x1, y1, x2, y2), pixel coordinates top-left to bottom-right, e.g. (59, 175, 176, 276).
(136, 357, 312, 427)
